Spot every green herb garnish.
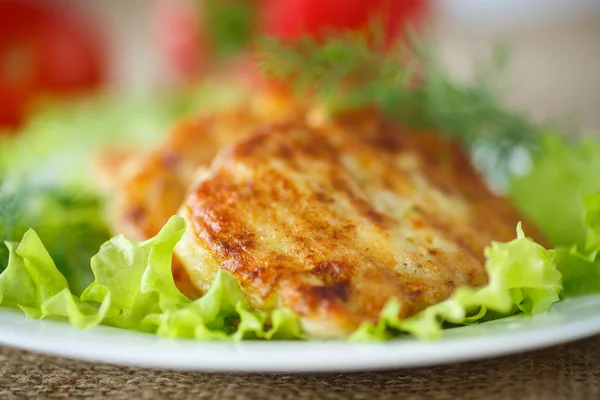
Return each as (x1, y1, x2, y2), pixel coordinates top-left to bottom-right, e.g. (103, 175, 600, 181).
(257, 30, 539, 186)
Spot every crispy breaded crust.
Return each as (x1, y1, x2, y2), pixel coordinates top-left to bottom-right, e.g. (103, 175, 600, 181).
(111, 111, 256, 241)
(109, 111, 266, 299)
(106, 91, 302, 297)
(176, 113, 543, 338)
(109, 89, 303, 241)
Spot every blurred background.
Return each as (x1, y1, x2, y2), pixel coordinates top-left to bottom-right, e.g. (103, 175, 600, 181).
(1, 0, 599, 132)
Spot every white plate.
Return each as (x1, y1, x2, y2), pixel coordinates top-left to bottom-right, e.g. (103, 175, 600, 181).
(1, 295, 600, 373)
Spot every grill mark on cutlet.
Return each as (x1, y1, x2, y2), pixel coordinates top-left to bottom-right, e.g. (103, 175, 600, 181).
(328, 167, 394, 229)
(413, 205, 484, 264)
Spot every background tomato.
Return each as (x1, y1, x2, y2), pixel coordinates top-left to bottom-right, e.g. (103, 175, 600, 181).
(0, 0, 106, 129)
(259, 0, 426, 42)
(153, 0, 206, 83)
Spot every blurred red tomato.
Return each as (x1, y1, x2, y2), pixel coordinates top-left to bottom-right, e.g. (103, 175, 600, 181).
(260, 0, 426, 42)
(0, 0, 105, 129)
(153, 0, 206, 83)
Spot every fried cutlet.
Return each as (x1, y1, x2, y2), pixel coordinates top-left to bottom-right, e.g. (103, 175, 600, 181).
(174, 114, 544, 338)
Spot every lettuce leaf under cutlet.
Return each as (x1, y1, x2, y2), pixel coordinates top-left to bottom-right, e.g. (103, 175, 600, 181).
(0, 217, 304, 340)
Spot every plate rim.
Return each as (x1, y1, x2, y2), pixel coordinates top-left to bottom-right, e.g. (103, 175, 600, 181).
(1, 295, 600, 373)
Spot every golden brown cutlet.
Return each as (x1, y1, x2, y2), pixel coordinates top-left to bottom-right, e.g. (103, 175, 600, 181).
(175, 112, 544, 338)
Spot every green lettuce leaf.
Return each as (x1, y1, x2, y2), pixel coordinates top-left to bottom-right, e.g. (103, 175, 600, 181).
(351, 224, 561, 341)
(509, 134, 600, 247)
(0, 216, 304, 340)
(0, 185, 110, 295)
(0, 229, 108, 326)
(554, 192, 600, 296)
(508, 134, 600, 297)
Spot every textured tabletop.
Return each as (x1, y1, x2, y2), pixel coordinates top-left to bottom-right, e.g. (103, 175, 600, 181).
(1, 334, 599, 399)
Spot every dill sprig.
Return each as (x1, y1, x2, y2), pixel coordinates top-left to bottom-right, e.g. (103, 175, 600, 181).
(257, 31, 540, 185)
